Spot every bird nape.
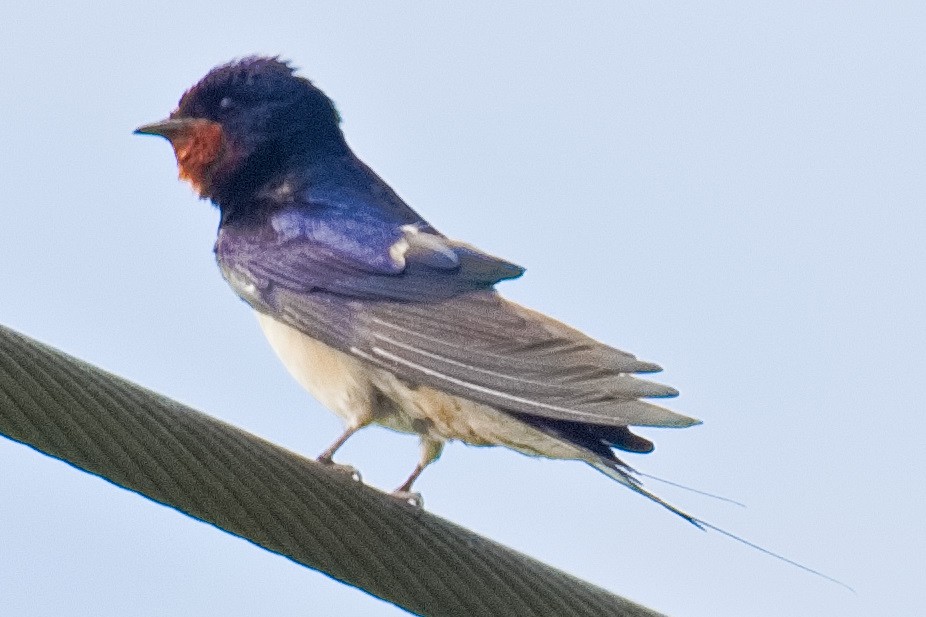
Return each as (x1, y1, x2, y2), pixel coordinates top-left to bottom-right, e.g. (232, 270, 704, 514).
(135, 55, 848, 591)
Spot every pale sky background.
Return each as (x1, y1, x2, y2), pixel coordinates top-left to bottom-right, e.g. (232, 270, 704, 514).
(1, 2, 922, 616)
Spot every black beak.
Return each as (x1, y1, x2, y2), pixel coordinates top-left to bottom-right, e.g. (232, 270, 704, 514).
(134, 118, 200, 138)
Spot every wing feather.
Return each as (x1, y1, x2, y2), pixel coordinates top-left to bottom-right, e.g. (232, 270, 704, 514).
(357, 292, 698, 427)
(217, 213, 698, 429)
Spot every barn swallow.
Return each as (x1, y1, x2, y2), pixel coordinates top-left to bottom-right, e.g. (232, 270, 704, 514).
(134, 57, 853, 588)
(134, 55, 702, 518)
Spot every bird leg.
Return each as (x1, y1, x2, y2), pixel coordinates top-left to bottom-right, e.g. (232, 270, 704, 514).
(391, 438, 444, 508)
(316, 425, 364, 482)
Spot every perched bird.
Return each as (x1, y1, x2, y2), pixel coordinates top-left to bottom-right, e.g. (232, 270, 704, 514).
(135, 55, 700, 519)
(135, 56, 852, 588)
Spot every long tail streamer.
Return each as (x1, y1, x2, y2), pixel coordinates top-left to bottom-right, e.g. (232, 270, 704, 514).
(591, 460, 854, 592)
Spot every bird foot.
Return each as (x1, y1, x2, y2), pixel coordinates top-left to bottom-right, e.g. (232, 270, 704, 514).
(390, 490, 424, 509)
(316, 457, 362, 483)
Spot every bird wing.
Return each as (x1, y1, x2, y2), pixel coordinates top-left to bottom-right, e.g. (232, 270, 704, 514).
(217, 211, 698, 429)
(218, 207, 524, 302)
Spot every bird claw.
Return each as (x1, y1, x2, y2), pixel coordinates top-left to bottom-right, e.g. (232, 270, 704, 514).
(390, 490, 424, 509)
(316, 457, 362, 483)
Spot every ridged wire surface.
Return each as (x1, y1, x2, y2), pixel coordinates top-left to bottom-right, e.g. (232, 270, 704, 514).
(0, 324, 665, 617)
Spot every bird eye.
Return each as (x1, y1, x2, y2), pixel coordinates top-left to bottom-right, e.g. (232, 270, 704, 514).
(219, 96, 234, 109)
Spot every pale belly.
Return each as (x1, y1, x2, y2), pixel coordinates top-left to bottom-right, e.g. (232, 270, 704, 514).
(255, 311, 586, 460)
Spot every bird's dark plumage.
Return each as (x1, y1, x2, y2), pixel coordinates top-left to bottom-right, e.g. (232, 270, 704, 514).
(138, 55, 699, 517)
(134, 56, 856, 589)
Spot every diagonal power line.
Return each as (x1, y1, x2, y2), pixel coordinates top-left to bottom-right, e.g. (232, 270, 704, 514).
(0, 324, 664, 617)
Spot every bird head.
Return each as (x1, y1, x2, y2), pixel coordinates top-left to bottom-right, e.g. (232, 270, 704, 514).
(135, 56, 345, 203)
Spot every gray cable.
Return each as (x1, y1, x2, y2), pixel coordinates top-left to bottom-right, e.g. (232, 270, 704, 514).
(0, 324, 665, 617)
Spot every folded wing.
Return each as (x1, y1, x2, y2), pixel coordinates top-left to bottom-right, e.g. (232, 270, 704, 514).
(217, 211, 699, 432)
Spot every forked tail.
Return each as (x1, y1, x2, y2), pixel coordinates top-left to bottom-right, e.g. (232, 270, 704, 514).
(590, 459, 853, 592)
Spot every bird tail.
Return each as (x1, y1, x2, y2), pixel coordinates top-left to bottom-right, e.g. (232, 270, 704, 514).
(588, 458, 854, 591)
(589, 459, 705, 529)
